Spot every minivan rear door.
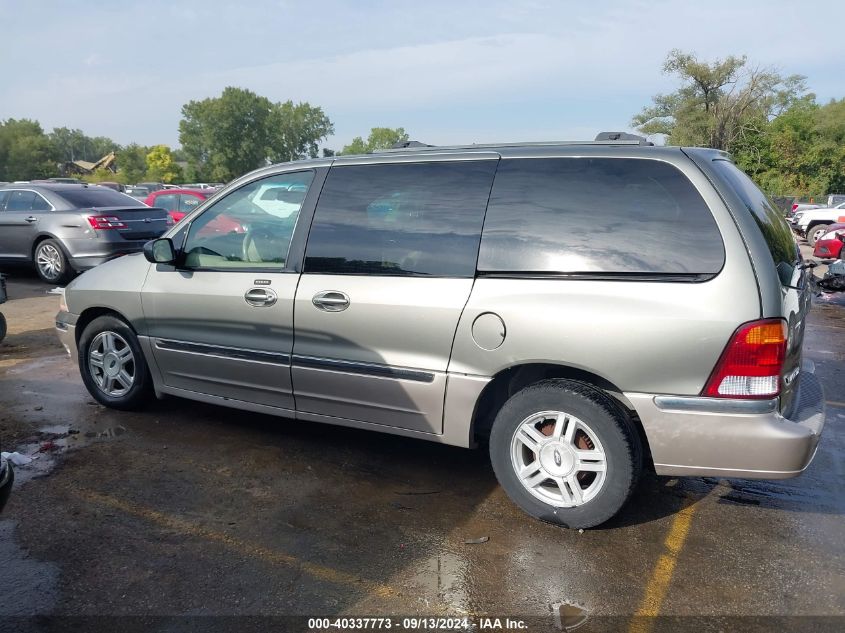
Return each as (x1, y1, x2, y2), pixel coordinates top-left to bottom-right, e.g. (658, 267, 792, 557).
(292, 157, 499, 434)
(701, 157, 811, 415)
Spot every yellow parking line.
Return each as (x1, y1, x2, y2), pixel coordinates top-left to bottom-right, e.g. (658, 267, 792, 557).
(76, 489, 394, 598)
(628, 501, 698, 633)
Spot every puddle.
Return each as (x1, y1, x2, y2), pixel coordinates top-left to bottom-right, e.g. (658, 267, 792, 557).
(408, 549, 471, 614)
(6, 422, 128, 486)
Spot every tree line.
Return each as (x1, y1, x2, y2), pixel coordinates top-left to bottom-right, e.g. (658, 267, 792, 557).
(634, 49, 845, 198)
(0, 86, 409, 185)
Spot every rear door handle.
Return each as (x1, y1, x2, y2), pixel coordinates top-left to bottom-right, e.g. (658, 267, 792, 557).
(244, 287, 277, 307)
(25, 216, 38, 223)
(312, 290, 349, 312)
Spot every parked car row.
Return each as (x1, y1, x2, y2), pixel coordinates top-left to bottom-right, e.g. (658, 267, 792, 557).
(789, 201, 845, 245)
(54, 137, 824, 529)
(0, 183, 170, 283)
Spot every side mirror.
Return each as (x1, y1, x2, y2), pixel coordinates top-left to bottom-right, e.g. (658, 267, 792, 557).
(143, 238, 176, 264)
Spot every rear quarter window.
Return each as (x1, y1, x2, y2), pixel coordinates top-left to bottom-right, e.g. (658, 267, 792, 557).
(478, 157, 724, 276)
(711, 160, 797, 285)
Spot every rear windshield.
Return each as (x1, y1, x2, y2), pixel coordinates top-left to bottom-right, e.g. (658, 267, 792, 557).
(712, 160, 797, 285)
(478, 157, 724, 276)
(58, 188, 143, 208)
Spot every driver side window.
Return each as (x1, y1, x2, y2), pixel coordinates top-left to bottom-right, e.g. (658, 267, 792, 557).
(182, 171, 314, 270)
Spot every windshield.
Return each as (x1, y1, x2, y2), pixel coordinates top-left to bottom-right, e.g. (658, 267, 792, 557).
(58, 188, 143, 208)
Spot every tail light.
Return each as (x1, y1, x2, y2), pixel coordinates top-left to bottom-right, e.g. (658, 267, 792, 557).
(791, 203, 798, 211)
(702, 319, 787, 399)
(87, 216, 127, 230)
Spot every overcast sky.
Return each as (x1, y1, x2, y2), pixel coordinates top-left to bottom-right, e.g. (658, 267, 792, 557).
(1, 0, 843, 150)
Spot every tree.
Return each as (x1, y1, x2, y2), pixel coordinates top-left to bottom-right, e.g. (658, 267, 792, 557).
(145, 144, 181, 183)
(49, 127, 120, 163)
(117, 143, 148, 184)
(0, 119, 58, 181)
(341, 127, 409, 155)
(267, 101, 334, 163)
(633, 50, 807, 151)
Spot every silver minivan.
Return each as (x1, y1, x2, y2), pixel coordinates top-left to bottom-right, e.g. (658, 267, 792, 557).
(55, 138, 825, 528)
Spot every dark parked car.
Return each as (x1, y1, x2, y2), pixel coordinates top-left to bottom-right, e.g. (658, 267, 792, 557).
(0, 184, 170, 284)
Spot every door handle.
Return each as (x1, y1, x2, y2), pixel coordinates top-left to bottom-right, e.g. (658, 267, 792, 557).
(244, 287, 277, 307)
(312, 290, 349, 312)
(25, 216, 38, 223)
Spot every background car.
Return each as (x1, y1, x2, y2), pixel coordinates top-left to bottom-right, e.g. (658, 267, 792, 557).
(0, 183, 169, 284)
(123, 185, 151, 200)
(144, 188, 242, 236)
(813, 223, 845, 260)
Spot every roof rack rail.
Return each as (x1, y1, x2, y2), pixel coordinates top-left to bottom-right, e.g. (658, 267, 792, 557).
(371, 135, 654, 154)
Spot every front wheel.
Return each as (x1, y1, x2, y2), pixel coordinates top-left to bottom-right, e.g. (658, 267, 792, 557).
(78, 315, 152, 410)
(807, 224, 829, 247)
(489, 379, 642, 529)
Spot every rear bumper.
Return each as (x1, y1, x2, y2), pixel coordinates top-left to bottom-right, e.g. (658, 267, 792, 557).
(63, 238, 150, 271)
(627, 368, 825, 479)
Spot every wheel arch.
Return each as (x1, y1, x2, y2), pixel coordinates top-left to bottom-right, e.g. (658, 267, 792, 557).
(470, 362, 654, 470)
(75, 306, 138, 346)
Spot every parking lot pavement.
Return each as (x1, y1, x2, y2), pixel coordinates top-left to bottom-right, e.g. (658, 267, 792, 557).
(1, 268, 844, 631)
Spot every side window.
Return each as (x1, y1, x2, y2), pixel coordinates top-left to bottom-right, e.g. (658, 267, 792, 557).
(6, 191, 36, 212)
(478, 158, 725, 275)
(153, 193, 178, 211)
(178, 194, 202, 213)
(304, 161, 497, 277)
(31, 194, 51, 211)
(182, 170, 314, 270)
(0, 191, 9, 211)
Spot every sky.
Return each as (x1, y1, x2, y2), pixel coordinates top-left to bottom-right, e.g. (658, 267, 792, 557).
(1, 0, 843, 151)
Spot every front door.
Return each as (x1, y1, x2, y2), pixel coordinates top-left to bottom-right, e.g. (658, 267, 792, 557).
(141, 169, 321, 410)
(0, 190, 50, 259)
(292, 158, 498, 433)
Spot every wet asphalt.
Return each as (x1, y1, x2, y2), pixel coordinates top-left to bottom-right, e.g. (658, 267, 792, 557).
(0, 248, 843, 632)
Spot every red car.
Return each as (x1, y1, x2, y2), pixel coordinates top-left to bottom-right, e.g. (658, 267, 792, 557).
(144, 188, 243, 235)
(813, 222, 845, 260)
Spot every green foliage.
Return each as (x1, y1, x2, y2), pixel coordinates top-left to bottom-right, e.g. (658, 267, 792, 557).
(0, 119, 58, 181)
(145, 144, 181, 183)
(634, 49, 807, 151)
(267, 101, 334, 163)
(116, 143, 148, 184)
(341, 127, 409, 155)
(49, 127, 121, 163)
(81, 167, 119, 184)
(179, 87, 334, 181)
(635, 50, 845, 197)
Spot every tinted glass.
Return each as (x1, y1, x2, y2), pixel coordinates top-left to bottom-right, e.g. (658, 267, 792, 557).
(712, 160, 797, 285)
(59, 188, 142, 208)
(0, 191, 10, 211)
(31, 194, 51, 211)
(305, 161, 497, 277)
(178, 194, 202, 213)
(182, 170, 314, 270)
(6, 190, 36, 211)
(153, 193, 178, 211)
(478, 158, 724, 275)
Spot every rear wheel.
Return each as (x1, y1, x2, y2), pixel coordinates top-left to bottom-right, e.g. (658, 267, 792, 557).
(0, 312, 6, 343)
(489, 379, 642, 529)
(78, 315, 151, 410)
(34, 239, 72, 285)
(807, 224, 829, 247)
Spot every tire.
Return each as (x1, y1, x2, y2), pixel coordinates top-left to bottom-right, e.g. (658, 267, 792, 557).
(78, 315, 152, 410)
(489, 379, 642, 529)
(807, 224, 829, 247)
(0, 312, 6, 343)
(34, 239, 73, 285)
